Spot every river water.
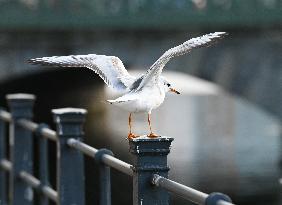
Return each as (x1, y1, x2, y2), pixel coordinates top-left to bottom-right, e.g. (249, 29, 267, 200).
(0, 69, 281, 205)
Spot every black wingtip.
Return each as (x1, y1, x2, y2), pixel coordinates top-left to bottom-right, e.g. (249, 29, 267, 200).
(219, 32, 229, 39)
(27, 58, 49, 66)
(215, 32, 228, 39)
(27, 59, 38, 65)
(221, 32, 229, 37)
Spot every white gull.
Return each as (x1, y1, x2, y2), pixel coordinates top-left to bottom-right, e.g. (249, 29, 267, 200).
(28, 32, 227, 139)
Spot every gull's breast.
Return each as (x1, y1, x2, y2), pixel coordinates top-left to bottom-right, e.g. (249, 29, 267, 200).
(136, 86, 165, 112)
(112, 85, 166, 113)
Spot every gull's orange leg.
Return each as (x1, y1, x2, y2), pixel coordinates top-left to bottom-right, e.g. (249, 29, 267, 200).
(147, 113, 159, 138)
(128, 113, 137, 139)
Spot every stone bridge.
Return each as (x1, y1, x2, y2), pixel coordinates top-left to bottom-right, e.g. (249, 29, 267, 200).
(0, 31, 281, 122)
(0, 0, 281, 122)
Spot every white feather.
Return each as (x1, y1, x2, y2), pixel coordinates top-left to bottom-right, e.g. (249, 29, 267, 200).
(136, 32, 227, 91)
(28, 54, 135, 91)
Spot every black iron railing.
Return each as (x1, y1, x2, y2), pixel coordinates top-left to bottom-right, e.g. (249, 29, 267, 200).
(0, 93, 235, 205)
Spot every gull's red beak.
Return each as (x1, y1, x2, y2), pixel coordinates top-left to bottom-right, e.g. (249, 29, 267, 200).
(169, 88, 180, 94)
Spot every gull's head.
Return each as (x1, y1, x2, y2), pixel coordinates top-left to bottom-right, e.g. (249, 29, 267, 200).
(160, 76, 180, 95)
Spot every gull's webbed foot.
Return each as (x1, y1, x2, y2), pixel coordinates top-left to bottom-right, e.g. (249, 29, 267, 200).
(147, 133, 159, 138)
(128, 133, 138, 140)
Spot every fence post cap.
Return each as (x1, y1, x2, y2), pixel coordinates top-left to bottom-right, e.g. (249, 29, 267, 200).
(52, 108, 87, 123)
(52, 108, 87, 136)
(52, 108, 87, 115)
(6, 93, 36, 100)
(6, 93, 35, 118)
(129, 135, 174, 155)
(129, 135, 174, 142)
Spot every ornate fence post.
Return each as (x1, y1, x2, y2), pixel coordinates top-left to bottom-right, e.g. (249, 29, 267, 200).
(52, 108, 86, 205)
(0, 107, 7, 205)
(6, 94, 35, 205)
(129, 136, 174, 205)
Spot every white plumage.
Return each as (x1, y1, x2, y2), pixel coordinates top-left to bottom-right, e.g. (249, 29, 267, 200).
(28, 32, 227, 138)
(29, 54, 135, 91)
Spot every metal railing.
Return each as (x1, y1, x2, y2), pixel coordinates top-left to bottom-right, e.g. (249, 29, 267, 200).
(0, 93, 236, 205)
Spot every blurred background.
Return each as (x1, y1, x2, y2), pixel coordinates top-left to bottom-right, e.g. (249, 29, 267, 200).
(0, 0, 281, 204)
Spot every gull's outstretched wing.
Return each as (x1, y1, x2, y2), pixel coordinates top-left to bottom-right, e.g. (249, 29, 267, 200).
(28, 54, 135, 91)
(135, 32, 227, 91)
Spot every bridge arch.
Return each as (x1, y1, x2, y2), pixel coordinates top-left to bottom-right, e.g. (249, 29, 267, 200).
(0, 31, 280, 121)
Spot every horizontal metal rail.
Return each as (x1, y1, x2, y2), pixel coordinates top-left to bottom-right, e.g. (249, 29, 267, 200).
(152, 174, 235, 205)
(67, 138, 133, 176)
(102, 153, 133, 176)
(0, 159, 12, 171)
(19, 171, 58, 203)
(0, 159, 58, 203)
(67, 138, 98, 157)
(0, 105, 234, 205)
(0, 110, 12, 122)
(0, 110, 57, 141)
(17, 119, 57, 141)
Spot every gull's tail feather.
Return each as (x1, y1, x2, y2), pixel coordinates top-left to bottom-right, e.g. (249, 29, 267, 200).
(106, 99, 133, 104)
(107, 100, 115, 104)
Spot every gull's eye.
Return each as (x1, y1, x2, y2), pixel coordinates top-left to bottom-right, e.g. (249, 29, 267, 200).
(167, 83, 171, 87)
